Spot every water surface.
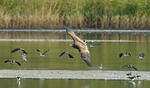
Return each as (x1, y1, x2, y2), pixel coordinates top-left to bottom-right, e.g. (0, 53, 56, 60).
(0, 30, 150, 88)
(1, 78, 149, 88)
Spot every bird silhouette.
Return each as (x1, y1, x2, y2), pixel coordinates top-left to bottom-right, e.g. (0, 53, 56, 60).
(59, 51, 74, 58)
(138, 53, 144, 60)
(11, 48, 27, 54)
(36, 49, 49, 56)
(66, 26, 91, 66)
(4, 59, 21, 66)
(16, 76, 21, 88)
(122, 64, 137, 71)
(119, 52, 131, 58)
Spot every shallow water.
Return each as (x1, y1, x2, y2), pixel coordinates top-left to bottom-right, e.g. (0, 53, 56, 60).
(0, 41, 149, 70)
(0, 78, 149, 88)
(0, 30, 150, 88)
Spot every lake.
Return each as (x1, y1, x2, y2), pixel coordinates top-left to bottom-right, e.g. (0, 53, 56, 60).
(0, 29, 150, 88)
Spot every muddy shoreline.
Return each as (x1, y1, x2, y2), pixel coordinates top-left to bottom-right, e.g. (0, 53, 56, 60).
(0, 70, 149, 80)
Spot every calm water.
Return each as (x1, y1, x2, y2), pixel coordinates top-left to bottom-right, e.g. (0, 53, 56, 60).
(0, 31, 150, 88)
(0, 78, 149, 88)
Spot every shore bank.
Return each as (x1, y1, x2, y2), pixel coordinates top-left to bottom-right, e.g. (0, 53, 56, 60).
(0, 69, 149, 80)
(1, 29, 150, 33)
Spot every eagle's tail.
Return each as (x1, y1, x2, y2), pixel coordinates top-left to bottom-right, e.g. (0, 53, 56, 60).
(83, 59, 92, 67)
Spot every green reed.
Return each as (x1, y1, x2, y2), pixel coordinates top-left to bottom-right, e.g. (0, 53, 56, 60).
(0, 0, 150, 29)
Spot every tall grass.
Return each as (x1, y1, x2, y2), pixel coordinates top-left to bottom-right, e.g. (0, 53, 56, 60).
(0, 0, 150, 29)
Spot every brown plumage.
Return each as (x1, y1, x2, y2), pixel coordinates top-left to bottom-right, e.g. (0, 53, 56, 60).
(66, 26, 91, 66)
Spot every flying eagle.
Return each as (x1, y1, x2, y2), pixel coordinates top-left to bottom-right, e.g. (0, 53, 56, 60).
(66, 26, 91, 66)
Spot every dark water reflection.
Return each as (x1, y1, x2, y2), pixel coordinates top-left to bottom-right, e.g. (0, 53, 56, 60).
(0, 31, 150, 88)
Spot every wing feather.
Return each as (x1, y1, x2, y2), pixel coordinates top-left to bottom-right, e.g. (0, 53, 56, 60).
(15, 61, 21, 66)
(59, 51, 66, 57)
(4, 59, 11, 63)
(11, 48, 21, 53)
(68, 53, 74, 58)
(36, 49, 40, 52)
(42, 49, 49, 55)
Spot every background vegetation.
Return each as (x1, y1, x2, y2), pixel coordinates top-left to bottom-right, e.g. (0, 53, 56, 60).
(0, 0, 150, 29)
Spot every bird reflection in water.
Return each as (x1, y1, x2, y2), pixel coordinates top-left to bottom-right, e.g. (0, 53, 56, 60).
(39, 78, 45, 88)
(16, 76, 21, 88)
(126, 80, 143, 88)
(137, 80, 143, 88)
(127, 81, 136, 88)
(126, 73, 143, 88)
(81, 82, 91, 88)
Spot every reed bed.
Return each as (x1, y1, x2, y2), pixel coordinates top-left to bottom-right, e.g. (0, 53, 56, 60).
(0, 0, 150, 29)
